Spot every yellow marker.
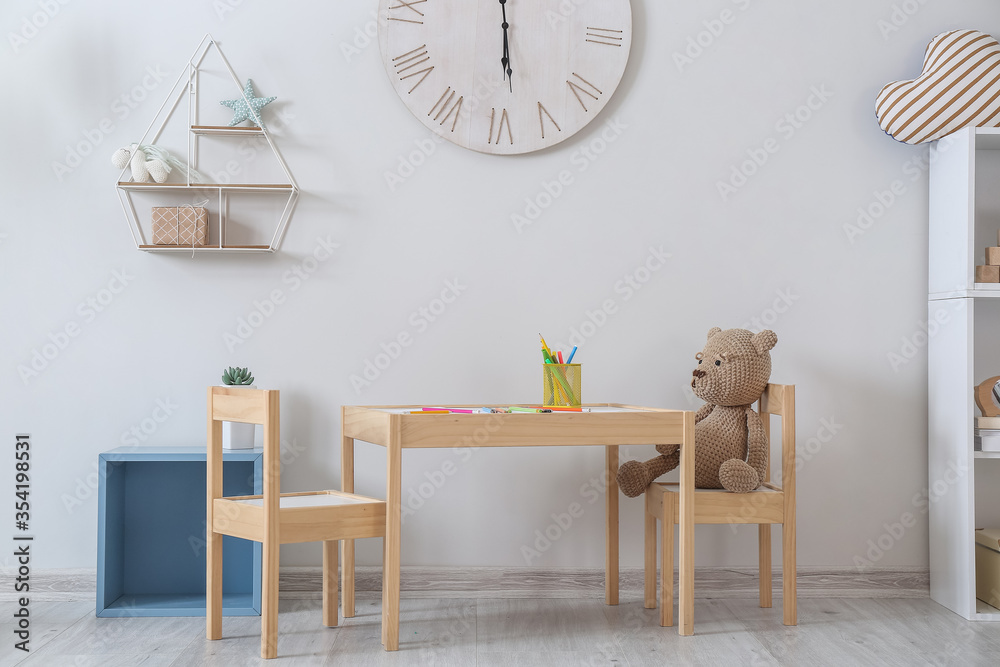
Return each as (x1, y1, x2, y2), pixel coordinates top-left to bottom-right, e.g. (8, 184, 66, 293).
(539, 332, 553, 357)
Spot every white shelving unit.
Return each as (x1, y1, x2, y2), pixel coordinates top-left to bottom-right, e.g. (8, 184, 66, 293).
(929, 126, 1000, 621)
(114, 36, 298, 254)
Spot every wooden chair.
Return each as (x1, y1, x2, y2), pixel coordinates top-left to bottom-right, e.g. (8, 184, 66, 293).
(206, 387, 386, 659)
(645, 383, 796, 629)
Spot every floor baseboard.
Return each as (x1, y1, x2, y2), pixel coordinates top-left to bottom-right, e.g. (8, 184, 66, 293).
(1, 566, 929, 602)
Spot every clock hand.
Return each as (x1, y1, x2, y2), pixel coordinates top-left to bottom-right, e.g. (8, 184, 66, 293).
(500, 0, 512, 92)
(502, 31, 511, 92)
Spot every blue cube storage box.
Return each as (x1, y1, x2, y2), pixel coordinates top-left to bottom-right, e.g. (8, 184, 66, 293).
(97, 446, 262, 617)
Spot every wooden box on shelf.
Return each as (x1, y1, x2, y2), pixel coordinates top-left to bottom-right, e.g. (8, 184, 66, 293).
(976, 529, 1000, 610)
(976, 265, 1000, 283)
(151, 206, 209, 246)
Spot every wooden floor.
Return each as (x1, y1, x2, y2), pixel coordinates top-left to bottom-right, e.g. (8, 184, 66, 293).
(5, 594, 1000, 666)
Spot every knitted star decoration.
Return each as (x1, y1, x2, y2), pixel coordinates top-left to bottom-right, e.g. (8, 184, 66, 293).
(220, 79, 276, 128)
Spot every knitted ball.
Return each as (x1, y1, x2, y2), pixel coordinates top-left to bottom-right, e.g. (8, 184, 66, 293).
(111, 146, 133, 169)
(146, 158, 171, 184)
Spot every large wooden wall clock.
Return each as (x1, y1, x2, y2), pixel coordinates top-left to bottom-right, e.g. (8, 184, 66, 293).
(377, 0, 632, 155)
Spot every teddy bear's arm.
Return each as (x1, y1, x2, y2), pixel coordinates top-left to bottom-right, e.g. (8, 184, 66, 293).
(657, 403, 713, 457)
(745, 407, 768, 483)
(695, 403, 714, 424)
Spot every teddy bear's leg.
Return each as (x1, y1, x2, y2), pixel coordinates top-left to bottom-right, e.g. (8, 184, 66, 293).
(718, 459, 760, 494)
(617, 452, 680, 498)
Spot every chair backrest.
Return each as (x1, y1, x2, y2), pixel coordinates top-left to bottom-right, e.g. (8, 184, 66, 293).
(758, 384, 795, 497)
(209, 386, 270, 426)
(207, 386, 281, 525)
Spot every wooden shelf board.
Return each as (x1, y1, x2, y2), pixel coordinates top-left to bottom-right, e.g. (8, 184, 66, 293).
(975, 450, 1000, 459)
(191, 125, 264, 134)
(975, 599, 1000, 619)
(118, 182, 293, 190)
(929, 287, 1000, 300)
(139, 245, 272, 252)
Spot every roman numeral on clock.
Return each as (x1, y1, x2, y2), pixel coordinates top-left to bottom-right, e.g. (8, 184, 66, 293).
(567, 73, 603, 112)
(488, 108, 513, 145)
(538, 102, 561, 139)
(388, 0, 426, 24)
(428, 86, 464, 132)
(586, 27, 623, 47)
(392, 45, 434, 93)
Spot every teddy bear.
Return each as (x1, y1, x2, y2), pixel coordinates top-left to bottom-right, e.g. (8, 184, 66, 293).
(616, 327, 777, 497)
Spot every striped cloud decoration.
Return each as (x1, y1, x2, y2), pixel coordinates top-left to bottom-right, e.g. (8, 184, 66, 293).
(876, 29, 1000, 145)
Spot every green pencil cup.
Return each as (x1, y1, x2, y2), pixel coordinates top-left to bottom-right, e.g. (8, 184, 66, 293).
(543, 364, 581, 407)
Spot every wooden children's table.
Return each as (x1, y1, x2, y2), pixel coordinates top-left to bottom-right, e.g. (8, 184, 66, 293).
(340, 404, 696, 650)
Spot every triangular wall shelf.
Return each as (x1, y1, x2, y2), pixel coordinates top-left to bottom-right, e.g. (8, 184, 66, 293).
(115, 35, 298, 253)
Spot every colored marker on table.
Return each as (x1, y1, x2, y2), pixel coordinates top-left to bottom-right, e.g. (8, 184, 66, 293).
(539, 333, 554, 357)
(508, 406, 552, 413)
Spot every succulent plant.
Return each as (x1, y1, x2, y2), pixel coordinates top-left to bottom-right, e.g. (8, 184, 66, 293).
(222, 366, 254, 386)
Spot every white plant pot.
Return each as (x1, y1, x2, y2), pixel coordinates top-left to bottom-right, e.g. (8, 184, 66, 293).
(221, 384, 258, 449)
(222, 421, 257, 449)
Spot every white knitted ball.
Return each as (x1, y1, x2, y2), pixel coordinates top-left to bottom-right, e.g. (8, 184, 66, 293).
(111, 146, 133, 169)
(146, 159, 170, 183)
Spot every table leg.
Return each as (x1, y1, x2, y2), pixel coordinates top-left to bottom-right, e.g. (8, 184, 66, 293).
(605, 445, 619, 606)
(323, 540, 338, 627)
(644, 510, 656, 610)
(341, 433, 355, 618)
(678, 412, 695, 636)
(383, 436, 401, 651)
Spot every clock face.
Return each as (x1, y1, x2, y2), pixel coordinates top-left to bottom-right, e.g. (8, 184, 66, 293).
(377, 0, 632, 155)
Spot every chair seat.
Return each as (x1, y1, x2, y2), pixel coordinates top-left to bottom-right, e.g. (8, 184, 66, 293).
(213, 490, 386, 544)
(647, 482, 785, 525)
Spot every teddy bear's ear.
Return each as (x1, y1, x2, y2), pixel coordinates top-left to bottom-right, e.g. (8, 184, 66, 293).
(752, 330, 777, 354)
(707, 327, 722, 340)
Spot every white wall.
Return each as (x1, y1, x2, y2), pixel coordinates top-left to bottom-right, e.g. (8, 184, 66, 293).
(2, 0, 996, 570)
